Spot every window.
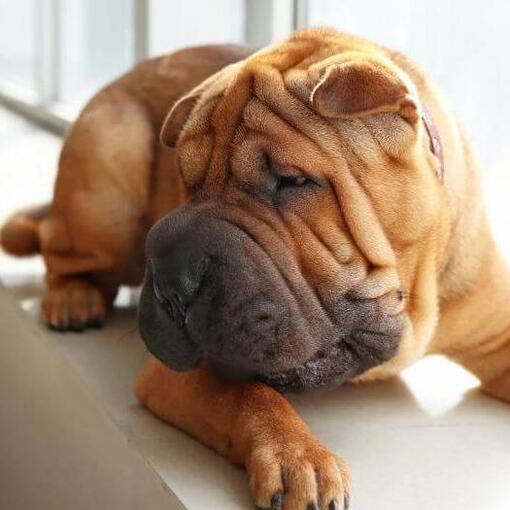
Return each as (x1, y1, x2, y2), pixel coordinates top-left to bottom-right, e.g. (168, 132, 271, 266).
(0, 0, 266, 126)
(57, 0, 134, 108)
(0, 0, 138, 124)
(0, 0, 37, 96)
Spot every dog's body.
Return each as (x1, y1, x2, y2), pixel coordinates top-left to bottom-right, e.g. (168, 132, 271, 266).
(3, 29, 510, 508)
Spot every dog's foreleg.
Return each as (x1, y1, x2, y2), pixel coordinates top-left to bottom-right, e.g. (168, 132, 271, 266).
(135, 356, 351, 509)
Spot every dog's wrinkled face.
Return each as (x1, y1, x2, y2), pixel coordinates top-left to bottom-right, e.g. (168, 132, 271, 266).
(139, 31, 449, 392)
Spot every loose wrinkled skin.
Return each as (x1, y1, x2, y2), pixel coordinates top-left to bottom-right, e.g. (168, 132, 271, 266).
(140, 30, 449, 390)
(4, 28, 510, 509)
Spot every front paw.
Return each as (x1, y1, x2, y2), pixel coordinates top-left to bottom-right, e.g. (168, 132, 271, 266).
(42, 276, 108, 331)
(247, 433, 351, 510)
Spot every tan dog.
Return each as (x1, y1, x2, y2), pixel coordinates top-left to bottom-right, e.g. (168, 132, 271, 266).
(3, 28, 510, 509)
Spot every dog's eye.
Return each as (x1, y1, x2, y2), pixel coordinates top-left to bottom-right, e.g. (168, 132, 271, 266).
(277, 174, 309, 189)
(261, 152, 314, 193)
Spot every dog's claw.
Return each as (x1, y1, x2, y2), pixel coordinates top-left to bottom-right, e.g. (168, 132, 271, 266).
(247, 436, 350, 510)
(42, 277, 108, 332)
(329, 499, 339, 510)
(344, 493, 350, 509)
(270, 491, 284, 510)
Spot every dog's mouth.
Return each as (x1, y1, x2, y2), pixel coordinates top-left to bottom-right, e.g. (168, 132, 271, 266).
(258, 330, 401, 392)
(258, 338, 356, 392)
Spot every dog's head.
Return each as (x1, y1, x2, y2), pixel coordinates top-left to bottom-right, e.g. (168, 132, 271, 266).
(139, 29, 450, 392)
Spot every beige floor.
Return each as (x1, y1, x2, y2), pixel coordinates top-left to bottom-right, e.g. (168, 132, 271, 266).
(1, 105, 510, 509)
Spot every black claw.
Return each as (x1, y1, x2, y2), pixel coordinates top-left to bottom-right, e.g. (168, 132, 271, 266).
(329, 499, 339, 510)
(271, 491, 284, 510)
(344, 493, 350, 510)
(48, 318, 104, 332)
(307, 502, 319, 510)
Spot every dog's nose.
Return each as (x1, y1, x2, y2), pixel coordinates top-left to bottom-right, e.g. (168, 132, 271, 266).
(143, 205, 300, 372)
(152, 254, 210, 327)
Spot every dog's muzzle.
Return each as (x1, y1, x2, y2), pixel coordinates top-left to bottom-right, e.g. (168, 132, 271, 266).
(138, 204, 405, 392)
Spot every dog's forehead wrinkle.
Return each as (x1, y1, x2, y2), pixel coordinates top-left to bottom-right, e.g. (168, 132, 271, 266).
(326, 155, 397, 267)
(177, 39, 402, 299)
(242, 99, 321, 153)
(240, 106, 328, 178)
(189, 99, 398, 283)
(183, 55, 378, 197)
(250, 63, 340, 148)
(196, 70, 254, 191)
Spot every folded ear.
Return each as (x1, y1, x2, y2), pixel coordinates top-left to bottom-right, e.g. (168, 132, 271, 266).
(160, 61, 241, 148)
(160, 93, 199, 148)
(310, 59, 419, 124)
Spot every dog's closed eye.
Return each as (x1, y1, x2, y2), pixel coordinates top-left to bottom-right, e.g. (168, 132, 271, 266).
(277, 174, 309, 189)
(262, 152, 316, 193)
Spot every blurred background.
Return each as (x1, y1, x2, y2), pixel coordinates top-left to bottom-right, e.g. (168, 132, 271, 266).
(1, 0, 510, 278)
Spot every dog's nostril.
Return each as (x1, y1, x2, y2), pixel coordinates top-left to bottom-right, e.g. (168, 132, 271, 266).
(151, 255, 211, 328)
(165, 292, 186, 327)
(154, 288, 190, 328)
(171, 291, 186, 315)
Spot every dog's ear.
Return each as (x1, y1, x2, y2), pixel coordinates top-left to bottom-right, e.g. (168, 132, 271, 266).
(310, 58, 419, 124)
(160, 93, 199, 148)
(160, 62, 240, 148)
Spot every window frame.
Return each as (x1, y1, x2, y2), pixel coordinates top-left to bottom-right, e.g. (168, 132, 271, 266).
(0, 0, 302, 134)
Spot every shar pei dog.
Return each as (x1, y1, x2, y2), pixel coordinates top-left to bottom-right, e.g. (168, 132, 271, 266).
(3, 28, 510, 509)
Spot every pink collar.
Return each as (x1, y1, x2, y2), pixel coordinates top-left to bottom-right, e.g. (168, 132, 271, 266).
(421, 104, 445, 181)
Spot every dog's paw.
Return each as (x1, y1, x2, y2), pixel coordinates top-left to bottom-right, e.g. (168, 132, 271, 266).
(42, 277, 107, 331)
(248, 433, 351, 510)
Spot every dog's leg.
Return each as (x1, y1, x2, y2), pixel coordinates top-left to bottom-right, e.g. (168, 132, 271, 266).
(433, 249, 510, 404)
(135, 356, 351, 510)
(36, 89, 157, 331)
(38, 193, 147, 331)
(38, 189, 148, 331)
